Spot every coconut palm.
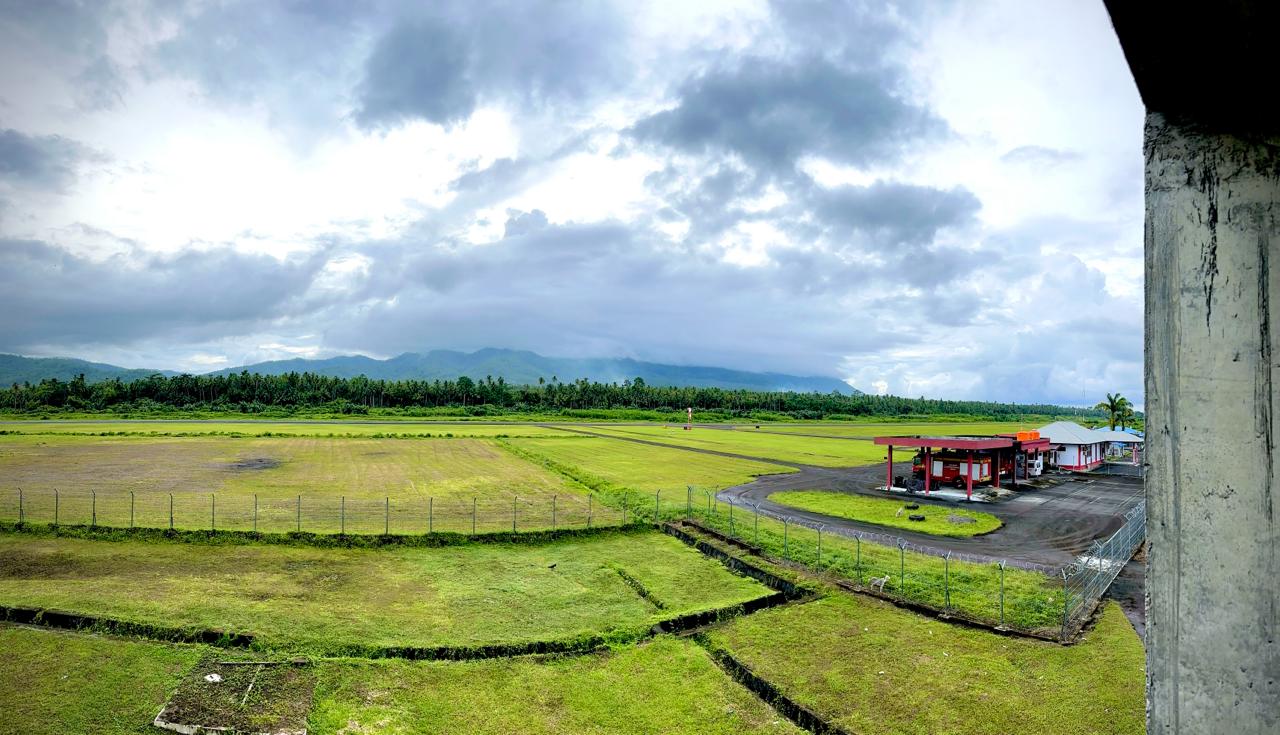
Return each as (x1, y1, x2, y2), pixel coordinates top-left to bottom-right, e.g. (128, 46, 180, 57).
(1095, 393, 1133, 430)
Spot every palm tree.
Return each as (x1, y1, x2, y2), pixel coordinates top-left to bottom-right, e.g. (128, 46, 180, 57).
(1094, 393, 1133, 430)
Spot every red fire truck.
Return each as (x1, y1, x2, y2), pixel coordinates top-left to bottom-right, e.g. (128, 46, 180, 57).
(911, 451, 1014, 488)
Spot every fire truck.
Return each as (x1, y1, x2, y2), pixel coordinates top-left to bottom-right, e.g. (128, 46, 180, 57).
(911, 450, 1015, 488)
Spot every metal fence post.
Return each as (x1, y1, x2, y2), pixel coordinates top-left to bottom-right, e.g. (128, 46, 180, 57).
(1060, 569, 1070, 640)
(654, 490, 661, 525)
(341, 495, 345, 535)
(296, 495, 301, 533)
(728, 501, 734, 536)
(783, 518, 789, 558)
(211, 494, 216, 531)
(944, 552, 951, 610)
(17, 489, 22, 524)
(817, 525, 823, 567)
(472, 497, 476, 534)
(130, 491, 135, 529)
(169, 493, 174, 530)
(92, 490, 96, 527)
(855, 534, 862, 584)
(587, 495, 592, 529)
(706, 490, 712, 516)
(552, 495, 557, 530)
(54, 489, 59, 527)
(754, 504, 759, 544)
(253, 494, 257, 533)
(513, 495, 518, 533)
(429, 497, 434, 534)
(385, 497, 390, 536)
(686, 485, 692, 520)
(998, 561, 1006, 626)
(622, 493, 627, 526)
(898, 539, 906, 594)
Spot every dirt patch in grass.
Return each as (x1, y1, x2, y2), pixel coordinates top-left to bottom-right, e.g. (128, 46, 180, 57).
(225, 457, 283, 472)
(157, 653, 314, 734)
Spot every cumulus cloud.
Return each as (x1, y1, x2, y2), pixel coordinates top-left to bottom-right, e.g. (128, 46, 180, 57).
(631, 57, 945, 176)
(0, 129, 99, 191)
(0, 1, 1144, 403)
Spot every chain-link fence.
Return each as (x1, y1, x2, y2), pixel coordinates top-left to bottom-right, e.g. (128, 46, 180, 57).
(0, 488, 632, 535)
(665, 486, 1144, 641)
(1093, 462, 1145, 479)
(1060, 499, 1145, 638)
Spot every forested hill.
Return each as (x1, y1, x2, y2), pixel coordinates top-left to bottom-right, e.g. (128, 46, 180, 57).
(0, 354, 174, 385)
(0, 370, 1106, 422)
(1, 349, 853, 395)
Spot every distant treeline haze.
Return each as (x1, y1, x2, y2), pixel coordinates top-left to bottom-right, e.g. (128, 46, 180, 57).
(0, 372, 1106, 420)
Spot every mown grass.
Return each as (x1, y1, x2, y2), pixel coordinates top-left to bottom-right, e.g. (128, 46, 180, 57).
(757, 421, 1034, 438)
(0, 434, 592, 533)
(0, 531, 769, 654)
(504, 436, 794, 497)
(310, 636, 803, 734)
(769, 490, 1003, 537)
(0, 420, 583, 437)
(704, 593, 1145, 735)
(584, 424, 887, 466)
(0, 624, 201, 735)
(691, 506, 1063, 631)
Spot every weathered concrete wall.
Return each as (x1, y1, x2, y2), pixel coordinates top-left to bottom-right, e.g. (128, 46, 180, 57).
(1144, 111, 1278, 733)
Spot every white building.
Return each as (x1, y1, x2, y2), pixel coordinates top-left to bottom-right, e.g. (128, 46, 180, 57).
(1038, 421, 1108, 471)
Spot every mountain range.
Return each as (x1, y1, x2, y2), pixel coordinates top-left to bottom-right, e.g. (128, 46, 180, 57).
(1, 349, 857, 394)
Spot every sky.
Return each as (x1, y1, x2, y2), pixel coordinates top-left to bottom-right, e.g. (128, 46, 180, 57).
(0, 0, 1145, 405)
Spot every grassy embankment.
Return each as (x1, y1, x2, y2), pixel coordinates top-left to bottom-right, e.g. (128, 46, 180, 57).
(0, 531, 769, 654)
(507, 435, 1063, 631)
(0, 625, 803, 735)
(769, 490, 1003, 537)
(704, 593, 1145, 735)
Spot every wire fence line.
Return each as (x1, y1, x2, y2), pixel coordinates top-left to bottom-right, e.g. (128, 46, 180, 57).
(1060, 499, 1145, 637)
(671, 485, 1145, 641)
(0, 488, 633, 536)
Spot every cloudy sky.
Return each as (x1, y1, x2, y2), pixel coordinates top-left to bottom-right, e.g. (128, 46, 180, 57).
(0, 0, 1144, 404)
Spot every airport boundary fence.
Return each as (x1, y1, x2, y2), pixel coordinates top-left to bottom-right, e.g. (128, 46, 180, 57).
(0, 487, 630, 536)
(663, 486, 1145, 642)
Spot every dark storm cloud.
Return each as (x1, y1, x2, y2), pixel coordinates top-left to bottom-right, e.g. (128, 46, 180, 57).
(313, 221, 914, 375)
(354, 2, 626, 130)
(0, 239, 329, 348)
(809, 181, 981, 245)
(631, 57, 945, 175)
(0, 129, 99, 191)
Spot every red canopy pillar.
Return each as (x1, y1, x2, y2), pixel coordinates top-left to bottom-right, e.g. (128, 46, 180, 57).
(924, 449, 931, 495)
(886, 445, 893, 491)
(993, 449, 1001, 489)
(965, 450, 974, 501)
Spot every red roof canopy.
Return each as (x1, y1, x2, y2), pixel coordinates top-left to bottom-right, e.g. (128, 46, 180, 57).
(873, 436, 1013, 450)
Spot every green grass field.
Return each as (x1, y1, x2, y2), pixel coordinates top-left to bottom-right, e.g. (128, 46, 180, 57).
(311, 636, 802, 734)
(0, 420, 581, 437)
(0, 434, 592, 533)
(692, 507, 1061, 630)
(0, 624, 200, 735)
(705, 594, 1145, 735)
(769, 490, 1003, 537)
(505, 436, 794, 494)
(756, 422, 1035, 438)
(583, 425, 888, 466)
(0, 532, 770, 653)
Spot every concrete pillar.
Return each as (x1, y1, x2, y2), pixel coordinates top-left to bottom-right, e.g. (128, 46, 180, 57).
(1144, 111, 1278, 733)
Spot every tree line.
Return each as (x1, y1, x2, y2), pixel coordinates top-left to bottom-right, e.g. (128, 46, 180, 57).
(0, 371, 1111, 421)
